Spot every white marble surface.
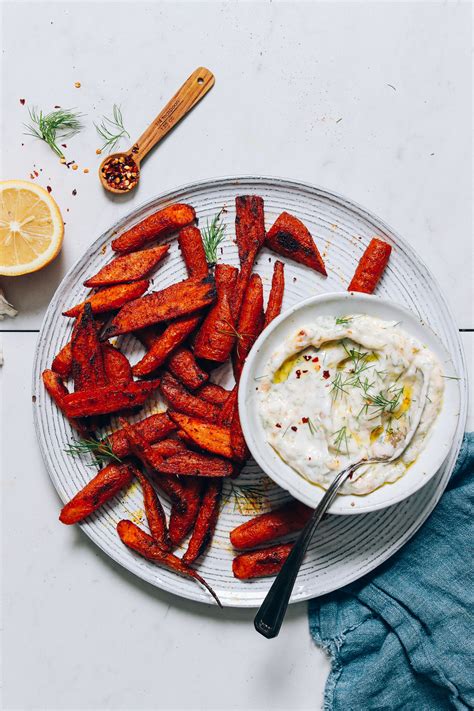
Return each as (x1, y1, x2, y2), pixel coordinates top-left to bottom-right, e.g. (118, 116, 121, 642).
(0, 2, 472, 710)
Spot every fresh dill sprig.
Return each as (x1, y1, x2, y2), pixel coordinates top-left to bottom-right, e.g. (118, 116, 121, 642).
(221, 481, 267, 514)
(94, 105, 130, 154)
(24, 107, 84, 158)
(335, 316, 351, 325)
(332, 426, 351, 454)
(330, 372, 349, 399)
(366, 387, 404, 418)
(202, 210, 226, 266)
(305, 417, 317, 435)
(64, 436, 122, 465)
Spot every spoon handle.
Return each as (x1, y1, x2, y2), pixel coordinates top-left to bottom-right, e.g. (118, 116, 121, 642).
(254, 462, 359, 639)
(133, 67, 215, 163)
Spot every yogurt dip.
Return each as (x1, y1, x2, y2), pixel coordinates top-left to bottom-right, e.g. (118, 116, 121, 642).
(257, 315, 444, 495)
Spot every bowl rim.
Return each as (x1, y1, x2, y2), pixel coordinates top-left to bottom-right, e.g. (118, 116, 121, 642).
(238, 291, 462, 515)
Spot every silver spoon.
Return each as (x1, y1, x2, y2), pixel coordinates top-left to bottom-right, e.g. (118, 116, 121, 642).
(254, 372, 428, 639)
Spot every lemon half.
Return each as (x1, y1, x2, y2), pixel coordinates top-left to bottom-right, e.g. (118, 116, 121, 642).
(0, 180, 64, 276)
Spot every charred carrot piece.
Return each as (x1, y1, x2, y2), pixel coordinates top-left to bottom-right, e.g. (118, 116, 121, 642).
(168, 347, 208, 390)
(102, 275, 216, 339)
(150, 438, 188, 458)
(197, 383, 230, 406)
(168, 478, 203, 546)
(134, 325, 163, 349)
(193, 290, 235, 363)
(135, 469, 171, 550)
(42, 369, 88, 434)
(230, 398, 248, 462)
(233, 273, 264, 381)
(84, 245, 169, 287)
(215, 263, 238, 297)
(348, 238, 392, 294)
(102, 344, 132, 384)
(160, 371, 221, 422)
(218, 385, 237, 427)
(169, 411, 234, 459)
(59, 463, 134, 524)
(63, 280, 150, 318)
(111, 204, 196, 254)
(117, 520, 221, 606)
(133, 314, 201, 376)
(235, 195, 265, 266)
(71, 303, 107, 391)
(264, 260, 285, 327)
(232, 543, 293, 579)
(51, 341, 74, 379)
(265, 212, 327, 275)
(183, 479, 222, 563)
(105, 412, 177, 458)
(230, 500, 312, 550)
(157, 451, 233, 478)
(153, 474, 188, 513)
(178, 225, 209, 277)
(62, 379, 160, 418)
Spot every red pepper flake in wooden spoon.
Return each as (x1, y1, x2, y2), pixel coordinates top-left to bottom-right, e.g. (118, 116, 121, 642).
(100, 154, 139, 192)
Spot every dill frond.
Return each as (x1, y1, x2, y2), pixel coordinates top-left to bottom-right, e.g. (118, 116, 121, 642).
(94, 105, 130, 154)
(24, 107, 84, 158)
(64, 436, 122, 465)
(202, 210, 226, 266)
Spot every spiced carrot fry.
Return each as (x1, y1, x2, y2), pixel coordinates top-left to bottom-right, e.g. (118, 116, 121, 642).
(63, 280, 150, 318)
(232, 544, 293, 579)
(112, 204, 196, 254)
(348, 238, 392, 294)
(62, 379, 160, 418)
(193, 291, 235, 363)
(230, 500, 312, 550)
(122, 459, 170, 550)
(42, 369, 87, 434)
(168, 347, 208, 390)
(230, 399, 248, 462)
(218, 385, 237, 427)
(233, 273, 264, 381)
(84, 245, 169, 287)
(169, 411, 234, 459)
(264, 260, 285, 327)
(52, 341, 73, 379)
(71, 303, 108, 391)
(133, 315, 201, 376)
(105, 412, 177, 458)
(183, 479, 222, 563)
(151, 438, 187, 457)
(231, 259, 254, 322)
(102, 275, 216, 339)
(102, 344, 132, 384)
(153, 474, 188, 513)
(169, 478, 203, 546)
(215, 263, 238, 297)
(266, 212, 327, 274)
(178, 226, 209, 277)
(59, 463, 134, 524)
(158, 451, 233, 478)
(134, 325, 162, 349)
(160, 371, 221, 422)
(197, 383, 230, 406)
(117, 520, 221, 606)
(235, 195, 265, 266)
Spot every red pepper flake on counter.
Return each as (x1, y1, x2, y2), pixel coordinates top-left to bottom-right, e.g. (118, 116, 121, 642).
(323, 370, 330, 379)
(46, 186, 52, 193)
(312, 356, 319, 363)
(295, 369, 302, 379)
(72, 189, 77, 196)
(275, 423, 282, 428)
(291, 426, 298, 432)
(20, 98, 26, 105)
(301, 417, 309, 424)
(303, 355, 311, 361)
(101, 155, 139, 191)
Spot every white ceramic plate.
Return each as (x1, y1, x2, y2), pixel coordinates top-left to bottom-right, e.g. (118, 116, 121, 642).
(32, 176, 468, 607)
(239, 292, 461, 514)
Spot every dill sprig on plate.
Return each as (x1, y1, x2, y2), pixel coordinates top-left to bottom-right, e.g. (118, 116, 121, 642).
(64, 436, 122, 466)
(94, 105, 130, 154)
(335, 316, 351, 325)
(332, 426, 351, 454)
(24, 107, 84, 158)
(221, 481, 267, 515)
(202, 210, 226, 266)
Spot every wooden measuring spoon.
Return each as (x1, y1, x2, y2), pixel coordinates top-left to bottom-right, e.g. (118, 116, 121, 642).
(99, 67, 215, 194)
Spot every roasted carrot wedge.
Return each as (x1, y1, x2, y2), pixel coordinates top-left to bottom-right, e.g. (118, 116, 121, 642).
(168, 478, 203, 546)
(169, 411, 234, 459)
(105, 412, 177, 458)
(59, 463, 134, 524)
(158, 451, 233, 478)
(218, 385, 238, 427)
(71, 303, 107, 391)
(160, 371, 221, 422)
(193, 291, 235, 363)
(348, 238, 392, 294)
(102, 344, 132, 384)
(264, 260, 285, 327)
(133, 314, 201, 376)
(215, 263, 239, 297)
(233, 273, 264, 381)
(168, 347, 208, 390)
(102, 275, 216, 338)
(117, 520, 221, 606)
(230, 500, 312, 549)
(152, 474, 188, 513)
(230, 398, 248, 462)
(197, 383, 230, 406)
(52, 341, 74, 379)
(62, 379, 160, 418)
(232, 543, 293, 579)
(178, 226, 209, 277)
(84, 245, 169, 287)
(150, 438, 188, 458)
(112, 204, 196, 254)
(265, 211, 327, 275)
(42, 369, 88, 434)
(235, 195, 265, 265)
(63, 280, 150, 318)
(183, 479, 222, 563)
(133, 325, 163, 349)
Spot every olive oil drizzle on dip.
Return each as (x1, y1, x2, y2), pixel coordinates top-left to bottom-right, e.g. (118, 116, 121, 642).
(258, 315, 444, 495)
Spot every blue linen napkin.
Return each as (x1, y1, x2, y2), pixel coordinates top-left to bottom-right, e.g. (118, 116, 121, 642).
(309, 432, 474, 711)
